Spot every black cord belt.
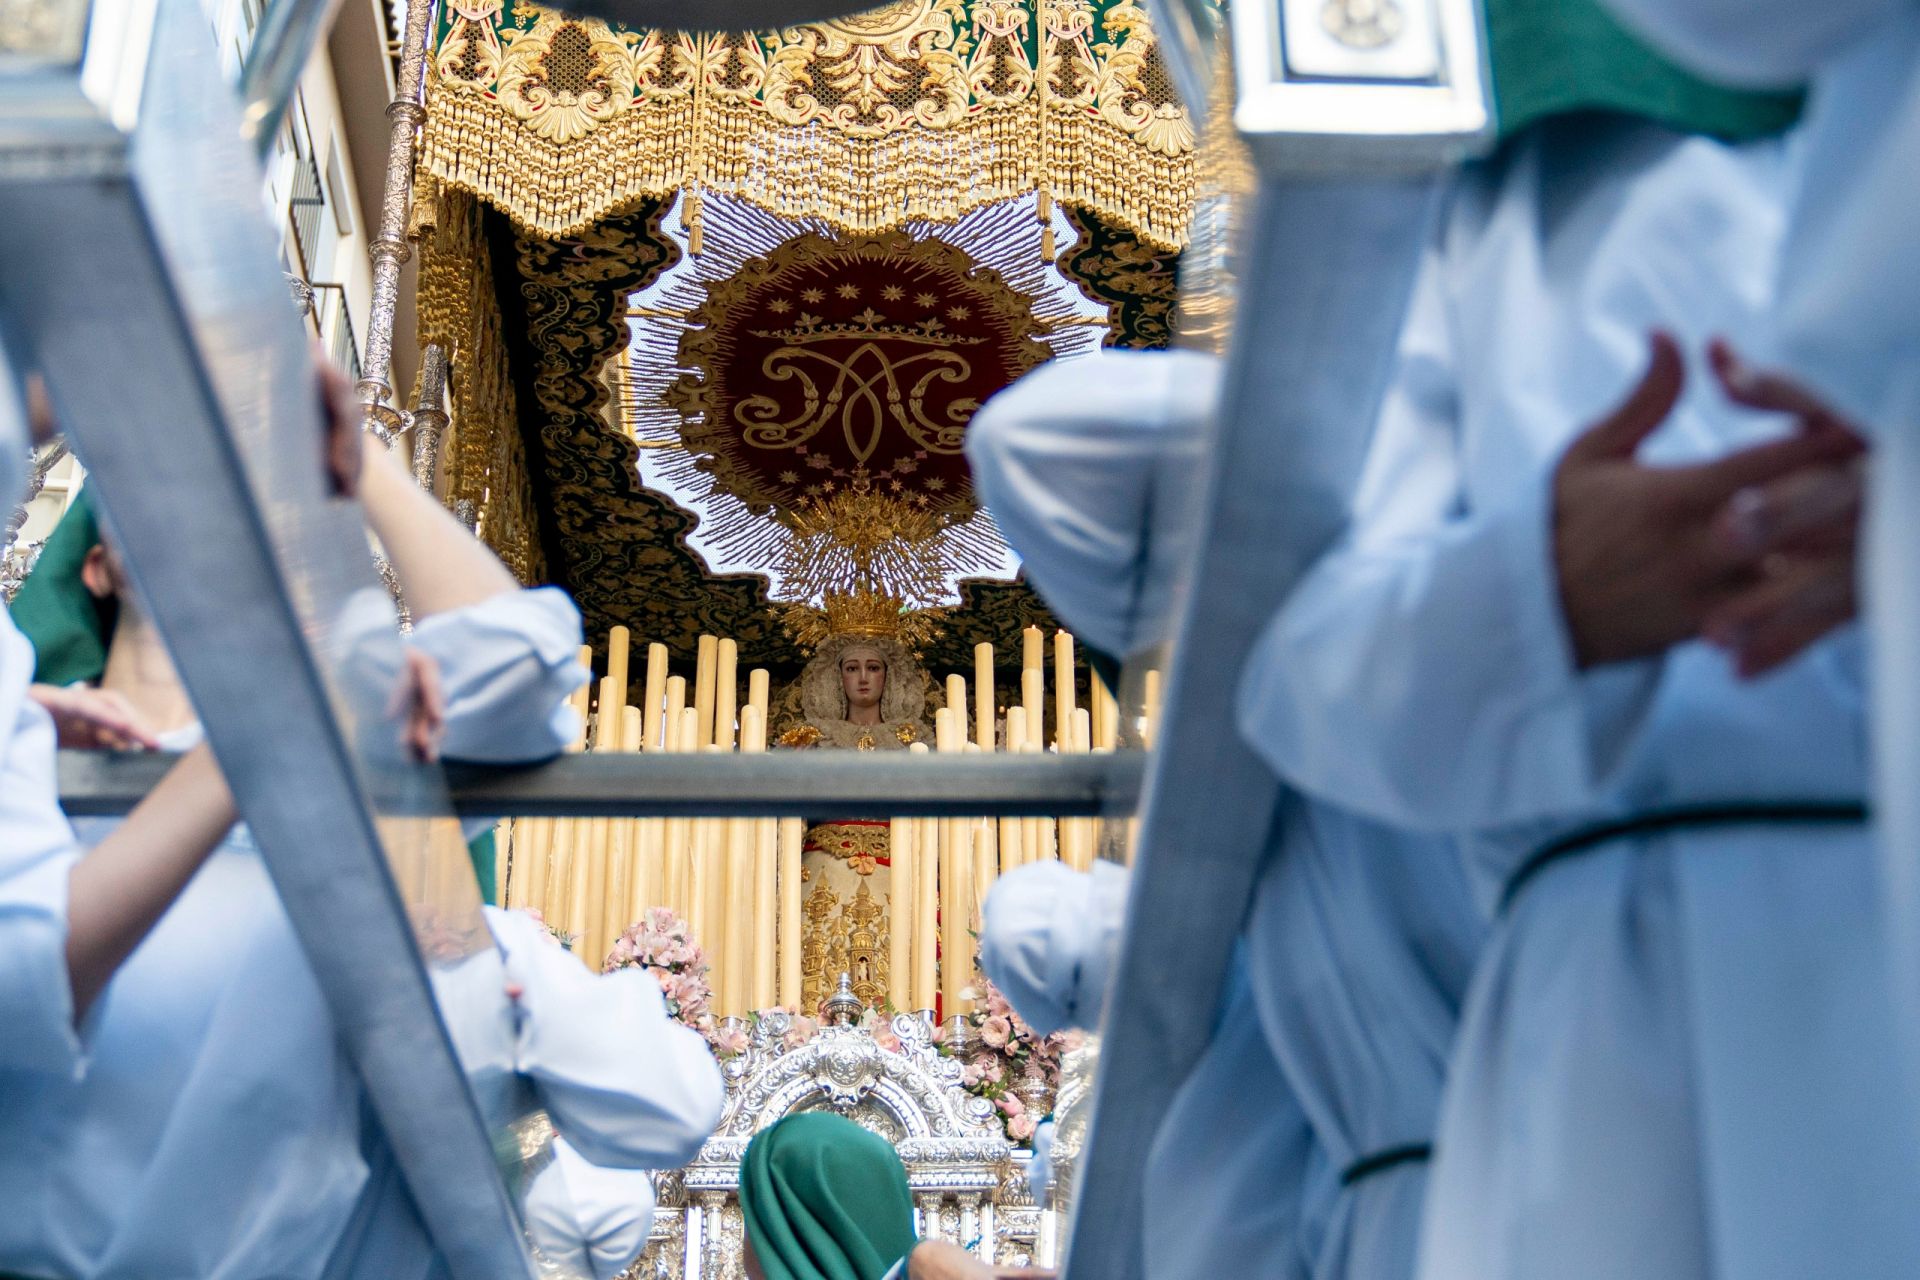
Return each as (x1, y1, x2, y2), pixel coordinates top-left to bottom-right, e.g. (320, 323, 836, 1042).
(1498, 801, 1869, 916)
(1340, 1143, 1433, 1188)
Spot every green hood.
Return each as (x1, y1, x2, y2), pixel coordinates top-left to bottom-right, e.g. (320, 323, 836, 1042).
(739, 1113, 918, 1280)
(1486, 0, 1803, 142)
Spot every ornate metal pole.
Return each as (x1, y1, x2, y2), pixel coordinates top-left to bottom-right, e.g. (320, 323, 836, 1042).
(3, 438, 68, 547)
(358, 0, 438, 444)
(408, 342, 450, 490)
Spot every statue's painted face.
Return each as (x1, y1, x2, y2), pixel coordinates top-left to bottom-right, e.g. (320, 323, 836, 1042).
(839, 646, 888, 713)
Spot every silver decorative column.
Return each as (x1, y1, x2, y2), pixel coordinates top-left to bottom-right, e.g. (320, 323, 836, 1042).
(408, 342, 449, 490)
(357, 0, 438, 443)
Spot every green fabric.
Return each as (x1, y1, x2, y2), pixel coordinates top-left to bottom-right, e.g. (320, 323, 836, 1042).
(10, 489, 114, 687)
(739, 1113, 917, 1280)
(1486, 0, 1803, 142)
(468, 829, 499, 906)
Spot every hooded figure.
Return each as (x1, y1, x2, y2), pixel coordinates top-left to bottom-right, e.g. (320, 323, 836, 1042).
(739, 1113, 919, 1280)
(1237, 3, 1920, 1277)
(969, 344, 1484, 1280)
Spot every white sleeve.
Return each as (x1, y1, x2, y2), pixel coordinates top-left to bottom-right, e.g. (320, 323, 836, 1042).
(487, 907, 724, 1170)
(965, 350, 1217, 658)
(524, 1136, 658, 1280)
(333, 586, 588, 765)
(0, 616, 87, 1078)
(977, 860, 1128, 1036)
(1233, 260, 1661, 831)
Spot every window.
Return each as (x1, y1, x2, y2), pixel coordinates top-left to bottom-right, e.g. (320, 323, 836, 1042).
(325, 134, 354, 237)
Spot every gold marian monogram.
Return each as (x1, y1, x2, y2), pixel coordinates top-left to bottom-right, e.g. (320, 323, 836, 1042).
(737, 336, 975, 461)
(666, 229, 1052, 524)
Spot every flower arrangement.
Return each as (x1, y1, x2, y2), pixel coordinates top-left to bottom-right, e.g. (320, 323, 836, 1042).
(709, 1005, 908, 1059)
(937, 972, 1079, 1145)
(713, 1007, 825, 1058)
(604, 907, 715, 1040)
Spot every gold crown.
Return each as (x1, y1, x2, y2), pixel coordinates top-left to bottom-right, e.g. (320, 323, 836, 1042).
(822, 589, 907, 638)
(749, 307, 986, 349)
(781, 590, 948, 654)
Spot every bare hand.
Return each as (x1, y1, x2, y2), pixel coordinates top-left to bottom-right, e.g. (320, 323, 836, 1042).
(1552, 333, 1862, 670)
(386, 647, 447, 763)
(29, 683, 161, 751)
(316, 348, 362, 499)
(906, 1241, 1056, 1280)
(1698, 339, 1868, 678)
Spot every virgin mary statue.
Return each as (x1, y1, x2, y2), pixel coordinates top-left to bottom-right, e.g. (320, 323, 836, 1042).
(777, 631, 932, 1013)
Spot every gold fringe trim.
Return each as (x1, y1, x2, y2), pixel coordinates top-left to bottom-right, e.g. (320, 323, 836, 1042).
(415, 185, 547, 585)
(420, 89, 1195, 252)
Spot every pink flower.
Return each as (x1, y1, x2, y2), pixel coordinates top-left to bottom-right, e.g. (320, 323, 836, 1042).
(962, 1060, 987, 1087)
(710, 1025, 750, 1056)
(1007, 1112, 1037, 1142)
(979, 1016, 1013, 1049)
(873, 1025, 902, 1054)
(783, 1015, 820, 1050)
(983, 1057, 1004, 1085)
(664, 972, 705, 1010)
(996, 1091, 1025, 1116)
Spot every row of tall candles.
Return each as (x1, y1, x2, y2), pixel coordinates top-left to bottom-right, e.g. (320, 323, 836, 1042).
(496, 625, 1144, 1018)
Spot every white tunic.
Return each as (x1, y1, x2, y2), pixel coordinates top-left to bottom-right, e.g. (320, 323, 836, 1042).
(971, 350, 1483, 1279)
(1247, 801, 1480, 1280)
(976, 862, 1317, 1280)
(0, 610, 90, 1086)
(1239, 118, 1920, 1278)
(1143, 955, 1320, 1280)
(0, 588, 721, 1280)
(1597, 0, 1920, 436)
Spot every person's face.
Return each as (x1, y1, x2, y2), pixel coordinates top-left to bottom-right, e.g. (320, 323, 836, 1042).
(840, 648, 887, 712)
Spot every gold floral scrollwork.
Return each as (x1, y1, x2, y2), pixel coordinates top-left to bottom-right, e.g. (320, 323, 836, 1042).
(807, 822, 893, 873)
(496, 14, 640, 143)
(966, 0, 1034, 104)
(763, 0, 971, 135)
(420, 0, 1209, 248)
(1086, 3, 1195, 155)
(437, 1, 505, 86)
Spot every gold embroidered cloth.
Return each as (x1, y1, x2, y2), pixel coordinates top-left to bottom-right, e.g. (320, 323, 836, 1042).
(422, 0, 1201, 248)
